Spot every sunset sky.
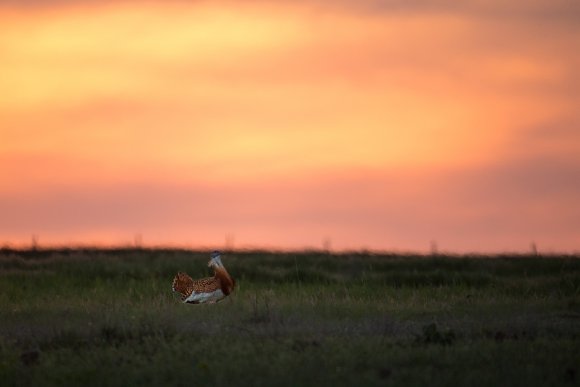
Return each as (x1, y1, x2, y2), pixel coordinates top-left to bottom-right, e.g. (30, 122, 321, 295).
(1, 0, 579, 252)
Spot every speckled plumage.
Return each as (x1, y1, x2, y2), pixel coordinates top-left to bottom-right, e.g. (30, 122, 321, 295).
(172, 272, 220, 298)
(172, 251, 235, 304)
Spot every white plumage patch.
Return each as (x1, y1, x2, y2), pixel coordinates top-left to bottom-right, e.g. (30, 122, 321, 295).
(184, 289, 225, 304)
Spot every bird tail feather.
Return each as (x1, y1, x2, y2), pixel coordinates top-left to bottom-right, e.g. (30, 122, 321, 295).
(172, 272, 193, 299)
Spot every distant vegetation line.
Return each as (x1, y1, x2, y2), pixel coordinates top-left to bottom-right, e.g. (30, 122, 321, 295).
(1, 245, 579, 257)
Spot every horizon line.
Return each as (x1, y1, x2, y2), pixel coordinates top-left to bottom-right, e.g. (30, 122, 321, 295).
(1, 241, 578, 257)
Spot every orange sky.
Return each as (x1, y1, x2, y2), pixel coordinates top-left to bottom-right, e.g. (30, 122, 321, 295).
(1, 0, 579, 252)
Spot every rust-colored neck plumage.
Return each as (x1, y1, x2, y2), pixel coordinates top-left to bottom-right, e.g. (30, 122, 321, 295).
(214, 267, 235, 295)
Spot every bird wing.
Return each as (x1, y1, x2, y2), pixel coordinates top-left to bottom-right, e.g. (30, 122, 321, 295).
(190, 276, 221, 293)
(172, 272, 221, 301)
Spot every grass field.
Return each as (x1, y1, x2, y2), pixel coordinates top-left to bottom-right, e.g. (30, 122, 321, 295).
(1, 248, 579, 386)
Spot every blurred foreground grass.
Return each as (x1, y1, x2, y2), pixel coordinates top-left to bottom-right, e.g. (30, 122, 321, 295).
(1, 248, 579, 386)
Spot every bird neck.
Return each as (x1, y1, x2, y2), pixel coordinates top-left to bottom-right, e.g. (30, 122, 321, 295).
(214, 266, 234, 295)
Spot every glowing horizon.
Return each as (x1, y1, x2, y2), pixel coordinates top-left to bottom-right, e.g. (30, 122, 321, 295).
(1, 0, 579, 253)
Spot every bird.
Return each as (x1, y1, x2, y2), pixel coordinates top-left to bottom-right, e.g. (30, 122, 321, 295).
(172, 250, 235, 304)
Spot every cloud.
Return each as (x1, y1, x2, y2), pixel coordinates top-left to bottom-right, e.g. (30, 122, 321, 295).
(1, 0, 576, 13)
(1, 148, 578, 252)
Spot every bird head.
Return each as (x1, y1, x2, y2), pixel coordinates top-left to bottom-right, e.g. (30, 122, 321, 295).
(208, 250, 224, 268)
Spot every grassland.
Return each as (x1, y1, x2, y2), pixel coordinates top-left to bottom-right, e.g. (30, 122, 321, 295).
(0, 248, 579, 386)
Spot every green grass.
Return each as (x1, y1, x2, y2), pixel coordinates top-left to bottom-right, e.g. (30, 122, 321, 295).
(1, 248, 579, 386)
